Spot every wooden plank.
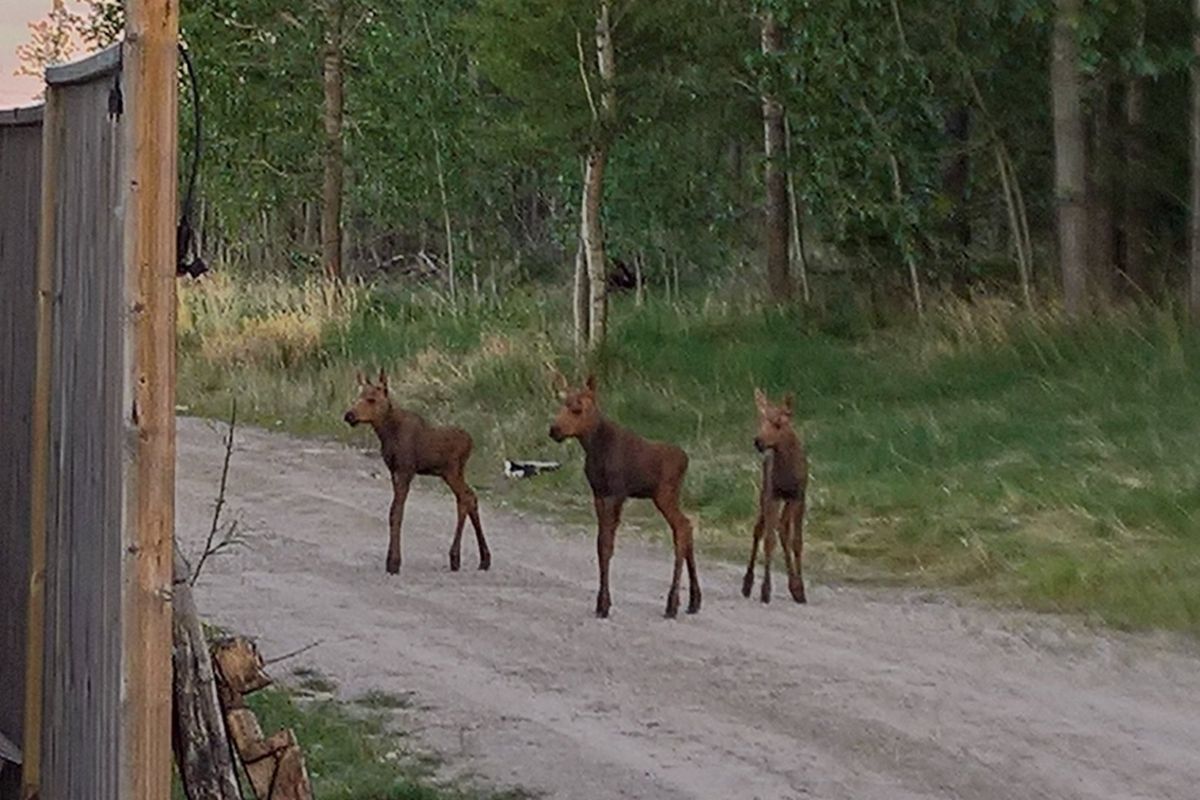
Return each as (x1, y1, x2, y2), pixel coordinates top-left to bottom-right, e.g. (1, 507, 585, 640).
(120, 3, 179, 799)
(43, 43, 121, 87)
(19, 88, 59, 800)
(0, 105, 43, 126)
(36, 71, 125, 800)
(0, 102, 42, 800)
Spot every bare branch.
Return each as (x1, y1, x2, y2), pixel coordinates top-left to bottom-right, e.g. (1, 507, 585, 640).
(263, 640, 325, 666)
(576, 28, 599, 120)
(890, 0, 910, 55)
(191, 399, 238, 586)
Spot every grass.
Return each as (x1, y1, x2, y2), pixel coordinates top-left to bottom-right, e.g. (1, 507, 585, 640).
(177, 273, 1200, 634)
(171, 676, 524, 800)
(243, 683, 531, 800)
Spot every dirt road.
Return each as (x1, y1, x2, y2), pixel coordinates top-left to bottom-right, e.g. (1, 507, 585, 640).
(176, 417, 1200, 800)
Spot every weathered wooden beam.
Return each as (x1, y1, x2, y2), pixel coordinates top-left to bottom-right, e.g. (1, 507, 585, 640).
(120, 2, 179, 799)
(20, 85, 60, 800)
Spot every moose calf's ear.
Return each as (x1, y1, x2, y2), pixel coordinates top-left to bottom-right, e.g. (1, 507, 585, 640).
(585, 374, 597, 394)
(378, 369, 389, 391)
(356, 370, 367, 386)
(547, 362, 569, 395)
(782, 392, 795, 414)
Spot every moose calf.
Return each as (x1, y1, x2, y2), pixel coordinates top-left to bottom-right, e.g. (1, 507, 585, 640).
(344, 370, 490, 575)
(549, 374, 701, 618)
(743, 389, 808, 604)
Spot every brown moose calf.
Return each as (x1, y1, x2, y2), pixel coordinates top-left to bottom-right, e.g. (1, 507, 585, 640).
(743, 389, 808, 604)
(549, 374, 701, 618)
(344, 370, 490, 574)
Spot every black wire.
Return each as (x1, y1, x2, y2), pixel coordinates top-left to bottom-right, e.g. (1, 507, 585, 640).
(177, 42, 206, 277)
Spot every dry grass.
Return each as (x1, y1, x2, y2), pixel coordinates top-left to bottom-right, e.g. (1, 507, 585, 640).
(179, 272, 365, 368)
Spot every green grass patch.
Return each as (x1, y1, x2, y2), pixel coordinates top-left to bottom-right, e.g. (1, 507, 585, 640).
(244, 685, 531, 800)
(178, 276, 1200, 634)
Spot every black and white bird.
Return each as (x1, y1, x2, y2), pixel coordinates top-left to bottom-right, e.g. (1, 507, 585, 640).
(503, 459, 562, 479)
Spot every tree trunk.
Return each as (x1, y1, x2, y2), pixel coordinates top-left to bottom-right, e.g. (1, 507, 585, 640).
(320, 0, 345, 280)
(1051, 0, 1088, 316)
(582, 0, 616, 349)
(1191, 0, 1200, 319)
(783, 116, 810, 304)
(573, 236, 589, 352)
(1122, 4, 1148, 295)
(760, 11, 792, 302)
(432, 127, 456, 309)
(582, 145, 609, 348)
(997, 146, 1033, 309)
(1087, 79, 1118, 300)
(942, 106, 971, 252)
(634, 251, 644, 306)
(172, 552, 242, 800)
(1123, 75, 1147, 295)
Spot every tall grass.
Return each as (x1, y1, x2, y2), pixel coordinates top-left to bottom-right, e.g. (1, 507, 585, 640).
(178, 274, 1200, 633)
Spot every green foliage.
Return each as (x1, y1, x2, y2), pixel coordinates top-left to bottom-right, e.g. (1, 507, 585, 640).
(18, 0, 1200, 294)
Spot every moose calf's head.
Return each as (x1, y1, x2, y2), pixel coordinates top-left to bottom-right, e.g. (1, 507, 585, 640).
(344, 370, 391, 427)
(753, 388, 795, 453)
(549, 373, 601, 442)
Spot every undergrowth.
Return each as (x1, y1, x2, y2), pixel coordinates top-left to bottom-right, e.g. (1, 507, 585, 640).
(177, 274, 1200, 634)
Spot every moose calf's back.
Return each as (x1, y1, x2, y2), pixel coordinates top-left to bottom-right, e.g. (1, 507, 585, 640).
(378, 411, 473, 476)
(583, 420, 688, 500)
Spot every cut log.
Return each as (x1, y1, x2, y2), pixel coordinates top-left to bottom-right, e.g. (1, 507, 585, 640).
(211, 637, 314, 800)
(171, 552, 242, 800)
(211, 637, 271, 697)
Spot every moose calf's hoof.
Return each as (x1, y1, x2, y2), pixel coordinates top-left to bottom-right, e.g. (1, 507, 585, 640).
(449, 553, 461, 572)
(760, 584, 772, 604)
(741, 573, 754, 598)
(789, 578, 807, 604)
(687, 594, 702, 615)
(478, 552, 491, 571)
(385, 560, 400, 575)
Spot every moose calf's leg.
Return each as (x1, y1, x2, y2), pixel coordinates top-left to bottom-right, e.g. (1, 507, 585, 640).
(779, 502, 803, 603)
(789, 500, 807, 603)
(387, 477, 412, 574)
(655, 492, 691, 618)
(684, 521, 702, 615)
(444, 472, 472, 572)
(759, 499, 779, 603)
(468, 494, 489, 570)
(594, 497, 620, 618)
(743, 512, 765, 598)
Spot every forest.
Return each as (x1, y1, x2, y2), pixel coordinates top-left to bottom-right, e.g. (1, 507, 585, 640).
(21, 0, 1200, 331)
(16, 0, 1200, 635)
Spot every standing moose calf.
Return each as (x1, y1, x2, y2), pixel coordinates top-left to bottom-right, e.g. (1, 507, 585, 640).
(344, 370, 490, 575)
(549, 374, 701, 618)
(743, 389, 808, 604)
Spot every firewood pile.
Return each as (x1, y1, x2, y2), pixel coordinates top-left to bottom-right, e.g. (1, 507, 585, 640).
(210, 637, 315, 800)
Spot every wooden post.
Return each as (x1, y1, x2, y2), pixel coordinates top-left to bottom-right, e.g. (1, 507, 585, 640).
(122, 2, 178, 799)
(21, 91, 60, 800)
